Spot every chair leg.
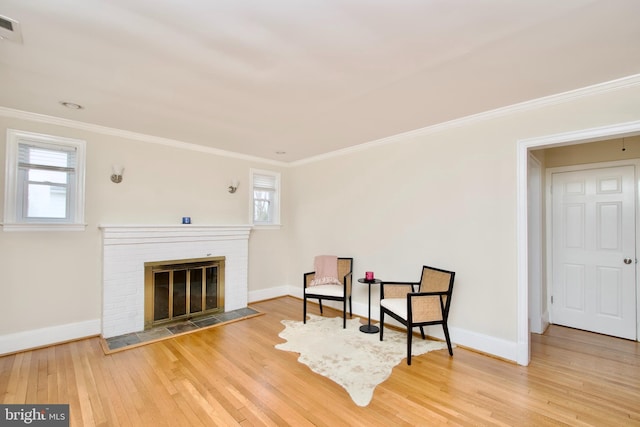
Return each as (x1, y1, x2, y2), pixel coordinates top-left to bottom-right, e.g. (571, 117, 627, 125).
(343, 299, 347, 329)
(379, 311, 384, 341)
(303, 295, 307, 324)
(319, 299, 323, 315)
(349, 296, 352, 317)
(407, 326, 413, 365)
(443, 322, 453, 356)
(419, 326, 425, 340)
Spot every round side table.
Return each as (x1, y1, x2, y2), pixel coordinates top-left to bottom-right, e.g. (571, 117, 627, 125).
(357, 278, 381, 333)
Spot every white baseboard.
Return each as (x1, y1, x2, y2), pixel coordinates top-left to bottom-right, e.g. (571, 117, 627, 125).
(428, 326, 517, 362)
(376, 312, 517, 362)
(272, 288, 518, 362)
(0, 319, 101, 355)
(2, 289, 518, 362)
(249, 285, 297, 303)
(261, 286, 376, 316)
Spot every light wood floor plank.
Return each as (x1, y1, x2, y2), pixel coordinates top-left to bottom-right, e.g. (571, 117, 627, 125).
(1, 296, 639, 426)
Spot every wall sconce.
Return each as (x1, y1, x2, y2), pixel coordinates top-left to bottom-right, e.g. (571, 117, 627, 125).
(111, 165, 124, 184)
(228, 179, 239, 193)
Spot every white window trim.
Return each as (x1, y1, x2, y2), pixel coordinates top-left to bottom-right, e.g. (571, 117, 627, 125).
(249, 168, 281, 228)
(3, 129, 87, 231)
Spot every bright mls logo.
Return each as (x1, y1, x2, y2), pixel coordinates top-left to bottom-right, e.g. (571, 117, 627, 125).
(0, 405, 69, 426)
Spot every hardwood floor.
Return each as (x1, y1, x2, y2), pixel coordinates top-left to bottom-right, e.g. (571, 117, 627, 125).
(1, 296, 639, 426)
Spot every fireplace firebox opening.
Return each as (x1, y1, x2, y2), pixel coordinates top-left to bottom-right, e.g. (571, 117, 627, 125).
(144, 257, 225, 329)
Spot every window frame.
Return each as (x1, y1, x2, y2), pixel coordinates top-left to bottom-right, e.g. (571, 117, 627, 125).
(250, 168, 281, 228)
(3, 129, 86, 231)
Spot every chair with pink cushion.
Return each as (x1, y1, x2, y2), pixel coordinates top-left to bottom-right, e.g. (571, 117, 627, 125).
(303, 256, 353, 328)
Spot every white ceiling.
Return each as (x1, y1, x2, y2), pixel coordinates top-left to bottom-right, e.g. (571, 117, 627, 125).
(1, 0, 639, 162)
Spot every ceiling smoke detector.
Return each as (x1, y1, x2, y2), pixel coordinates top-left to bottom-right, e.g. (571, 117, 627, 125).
(0, 15, 23, 44)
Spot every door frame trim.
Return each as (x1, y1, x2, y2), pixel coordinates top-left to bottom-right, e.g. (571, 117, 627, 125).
(528, 153, 545, 335)
(545, 160, 639, 338)
(516, 119, 640, 366)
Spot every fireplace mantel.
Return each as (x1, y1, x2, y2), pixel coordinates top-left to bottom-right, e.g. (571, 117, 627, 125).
(100, 224, 252, 338)
(100, 224, 253, 244)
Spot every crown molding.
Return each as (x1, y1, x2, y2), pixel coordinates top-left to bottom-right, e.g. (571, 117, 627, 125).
(291, 73, 640, 166)
(2, 73, 639, 168)
(0, 106, 287, 167)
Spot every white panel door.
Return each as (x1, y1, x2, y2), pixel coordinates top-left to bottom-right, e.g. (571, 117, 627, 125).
(552, 166, 636, 340)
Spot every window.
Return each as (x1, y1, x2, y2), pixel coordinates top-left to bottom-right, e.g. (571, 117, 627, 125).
(3, 129, 86, 231)
(250, 169, 280, 226)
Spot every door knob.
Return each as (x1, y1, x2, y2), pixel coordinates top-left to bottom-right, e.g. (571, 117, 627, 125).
(624, 258, 633, 264)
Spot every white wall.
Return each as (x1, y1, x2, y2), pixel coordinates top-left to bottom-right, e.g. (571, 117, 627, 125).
(0, 115, 289, 353)
(2, 77, 640, 359)
(288, 80, 640, 360)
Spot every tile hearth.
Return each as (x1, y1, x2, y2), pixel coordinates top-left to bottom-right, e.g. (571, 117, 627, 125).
(103, 307, 259, 352)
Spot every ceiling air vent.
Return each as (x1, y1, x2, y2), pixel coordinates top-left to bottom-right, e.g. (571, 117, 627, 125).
(0, 15, 23, 43)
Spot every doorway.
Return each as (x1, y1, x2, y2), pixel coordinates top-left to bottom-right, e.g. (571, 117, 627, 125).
(516, 120, 640, 366)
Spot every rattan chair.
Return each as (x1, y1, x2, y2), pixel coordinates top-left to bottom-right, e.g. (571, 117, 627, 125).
(303, 257, 353, 328)
(380, 265, 455, 365)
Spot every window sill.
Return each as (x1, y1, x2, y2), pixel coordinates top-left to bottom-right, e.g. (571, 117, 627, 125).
(252, 224, 282, 230)
(1, 223, 88, 232)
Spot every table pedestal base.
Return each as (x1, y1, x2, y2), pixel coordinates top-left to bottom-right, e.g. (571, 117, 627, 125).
(359, 324, 379, 334)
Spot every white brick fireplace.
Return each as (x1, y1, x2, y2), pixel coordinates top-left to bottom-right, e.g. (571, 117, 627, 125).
(100, 225, 252, 338)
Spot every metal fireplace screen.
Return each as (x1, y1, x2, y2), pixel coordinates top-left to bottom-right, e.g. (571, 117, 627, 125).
(144, 257, 225, 329)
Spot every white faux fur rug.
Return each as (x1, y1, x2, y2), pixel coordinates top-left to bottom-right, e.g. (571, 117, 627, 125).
(275, 314, 448, 406)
